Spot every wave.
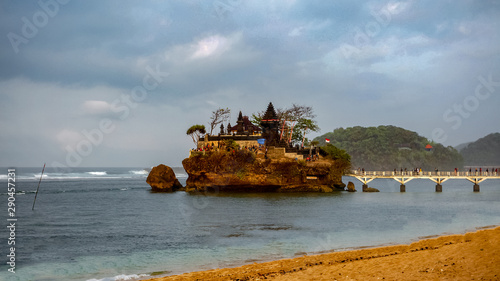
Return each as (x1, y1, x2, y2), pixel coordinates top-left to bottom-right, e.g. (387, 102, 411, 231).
(175, 173, 188, 178)
(86, 273, 149, 281)
(129, 169, 148, 175)
(3, 168, 156, 182)
(0, 186, 146, 196)
(87, 171, 108, 176)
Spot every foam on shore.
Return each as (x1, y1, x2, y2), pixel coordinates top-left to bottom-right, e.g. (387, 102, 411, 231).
(147, 226, 500, 281)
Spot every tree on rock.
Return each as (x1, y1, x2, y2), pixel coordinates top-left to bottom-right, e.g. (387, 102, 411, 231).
(208, 107, 231, 135)
(319, 143, 351, 173)
(187, 124, 206, 145)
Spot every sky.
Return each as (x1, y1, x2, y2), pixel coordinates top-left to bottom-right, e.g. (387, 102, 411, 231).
(1, 0, 499, 168)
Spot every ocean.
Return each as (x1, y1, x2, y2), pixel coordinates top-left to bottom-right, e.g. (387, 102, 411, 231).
(1, 167, 499, 281)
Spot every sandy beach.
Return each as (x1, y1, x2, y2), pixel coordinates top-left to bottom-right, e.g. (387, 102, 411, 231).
(149, 226, 500, 281)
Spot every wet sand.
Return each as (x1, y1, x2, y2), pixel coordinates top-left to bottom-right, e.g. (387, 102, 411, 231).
(149, 226, 500, 280)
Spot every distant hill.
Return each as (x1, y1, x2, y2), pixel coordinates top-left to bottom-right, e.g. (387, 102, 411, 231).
(455, 142, 472, 152)
(314, 125, 463, 170)
(460, 133, 500, 166)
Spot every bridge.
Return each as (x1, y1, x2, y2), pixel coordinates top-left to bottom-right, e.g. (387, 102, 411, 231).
(345, 171, 500, 192)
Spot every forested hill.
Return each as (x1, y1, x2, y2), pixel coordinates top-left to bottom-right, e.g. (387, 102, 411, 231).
(314, 126, 463, 171)
(459, 133, 500, 166)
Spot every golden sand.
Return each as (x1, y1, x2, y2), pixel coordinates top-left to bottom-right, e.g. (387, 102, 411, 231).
(149, 226, 500, 280)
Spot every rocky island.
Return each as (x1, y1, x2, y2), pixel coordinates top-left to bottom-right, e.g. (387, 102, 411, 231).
(181, 150, 347, 192)
(147, 102, 350, 192)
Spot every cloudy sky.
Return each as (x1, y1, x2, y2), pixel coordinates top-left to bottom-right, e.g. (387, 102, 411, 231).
(1, 0, 499, 168)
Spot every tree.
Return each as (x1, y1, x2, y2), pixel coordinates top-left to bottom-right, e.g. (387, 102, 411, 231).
(208, 108, 231, 135)
(224, 139, 239, 151)
(292, 118, 320, 147)
(319, 144, 351, 172)
(186, 124, 206, 146)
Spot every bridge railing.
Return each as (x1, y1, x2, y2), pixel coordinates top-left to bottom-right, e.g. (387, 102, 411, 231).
(349, 170, 499, 177)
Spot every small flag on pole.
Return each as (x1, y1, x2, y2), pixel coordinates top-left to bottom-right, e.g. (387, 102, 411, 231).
(325, 138, 330, 143)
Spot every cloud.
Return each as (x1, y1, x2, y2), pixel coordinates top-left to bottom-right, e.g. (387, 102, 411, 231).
(55, 129, 83, 150)
(288, 19, 332, 37)
(81, 100, 114, 116)
(1, 0, 500, 167)
(191, 35, 230, 59)
(385, 1, 411, 15)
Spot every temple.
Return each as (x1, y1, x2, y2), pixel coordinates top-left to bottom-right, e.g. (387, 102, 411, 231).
(194, 102, 318, 160)
(260, 102, 282, 146)
(196, 109, 264, 150)
(229, 111, 262, 135)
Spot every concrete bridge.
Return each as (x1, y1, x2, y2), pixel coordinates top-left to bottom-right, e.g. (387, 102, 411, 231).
(345, 171, 500, 192)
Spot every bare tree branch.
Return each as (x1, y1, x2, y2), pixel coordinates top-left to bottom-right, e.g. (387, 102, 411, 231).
(209, 108, 231, 135)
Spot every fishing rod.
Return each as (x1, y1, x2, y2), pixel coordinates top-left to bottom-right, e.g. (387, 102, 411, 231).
(32, 163, 46, 210)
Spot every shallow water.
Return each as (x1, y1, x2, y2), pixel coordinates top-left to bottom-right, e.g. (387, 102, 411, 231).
(1, 168, 499, 280)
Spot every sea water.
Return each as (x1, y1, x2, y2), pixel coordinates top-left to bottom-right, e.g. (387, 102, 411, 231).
(0, 167, 499, 281)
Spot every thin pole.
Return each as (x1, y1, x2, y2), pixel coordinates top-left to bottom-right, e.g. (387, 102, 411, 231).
(280, 119, 286, 140)
(32, 163, 46, 210)
(288, 123, 295, 143)
(301, 126, 308, 148)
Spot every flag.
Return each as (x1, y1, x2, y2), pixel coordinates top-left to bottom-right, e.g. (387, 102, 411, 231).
(257, 138, 266, 145)
(325, 138, 330, 143)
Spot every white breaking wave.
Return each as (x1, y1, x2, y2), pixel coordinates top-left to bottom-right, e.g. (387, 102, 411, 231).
(129, 169, 148, 175)
(87, 171, 108, 176)
(11, 168, 154, 181)
(87, 273, 149, 281)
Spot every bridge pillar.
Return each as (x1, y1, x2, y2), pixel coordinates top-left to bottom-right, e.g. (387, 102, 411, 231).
(362, 184, 368, 192)
(400, 184, 405, 192)
(473, 184, 480, 192)
(435, 184, 442, 192)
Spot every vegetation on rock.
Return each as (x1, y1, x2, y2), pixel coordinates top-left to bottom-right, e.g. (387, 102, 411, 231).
(186, 124, 206, 145)
(319, 144, 351, 173)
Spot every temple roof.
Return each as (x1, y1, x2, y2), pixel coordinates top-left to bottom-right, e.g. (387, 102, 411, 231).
(262, 102, 278, 121)
(229, 115, 262, 132)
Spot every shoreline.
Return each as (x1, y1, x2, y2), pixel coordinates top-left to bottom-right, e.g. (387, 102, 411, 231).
(146, 225, 500, 280)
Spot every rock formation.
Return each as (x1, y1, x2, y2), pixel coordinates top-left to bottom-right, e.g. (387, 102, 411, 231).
(364, 187, 380, 192)
(181, 150, 346, 193)
(146, 164, 183, 192)
(347, 181, 356, 192)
